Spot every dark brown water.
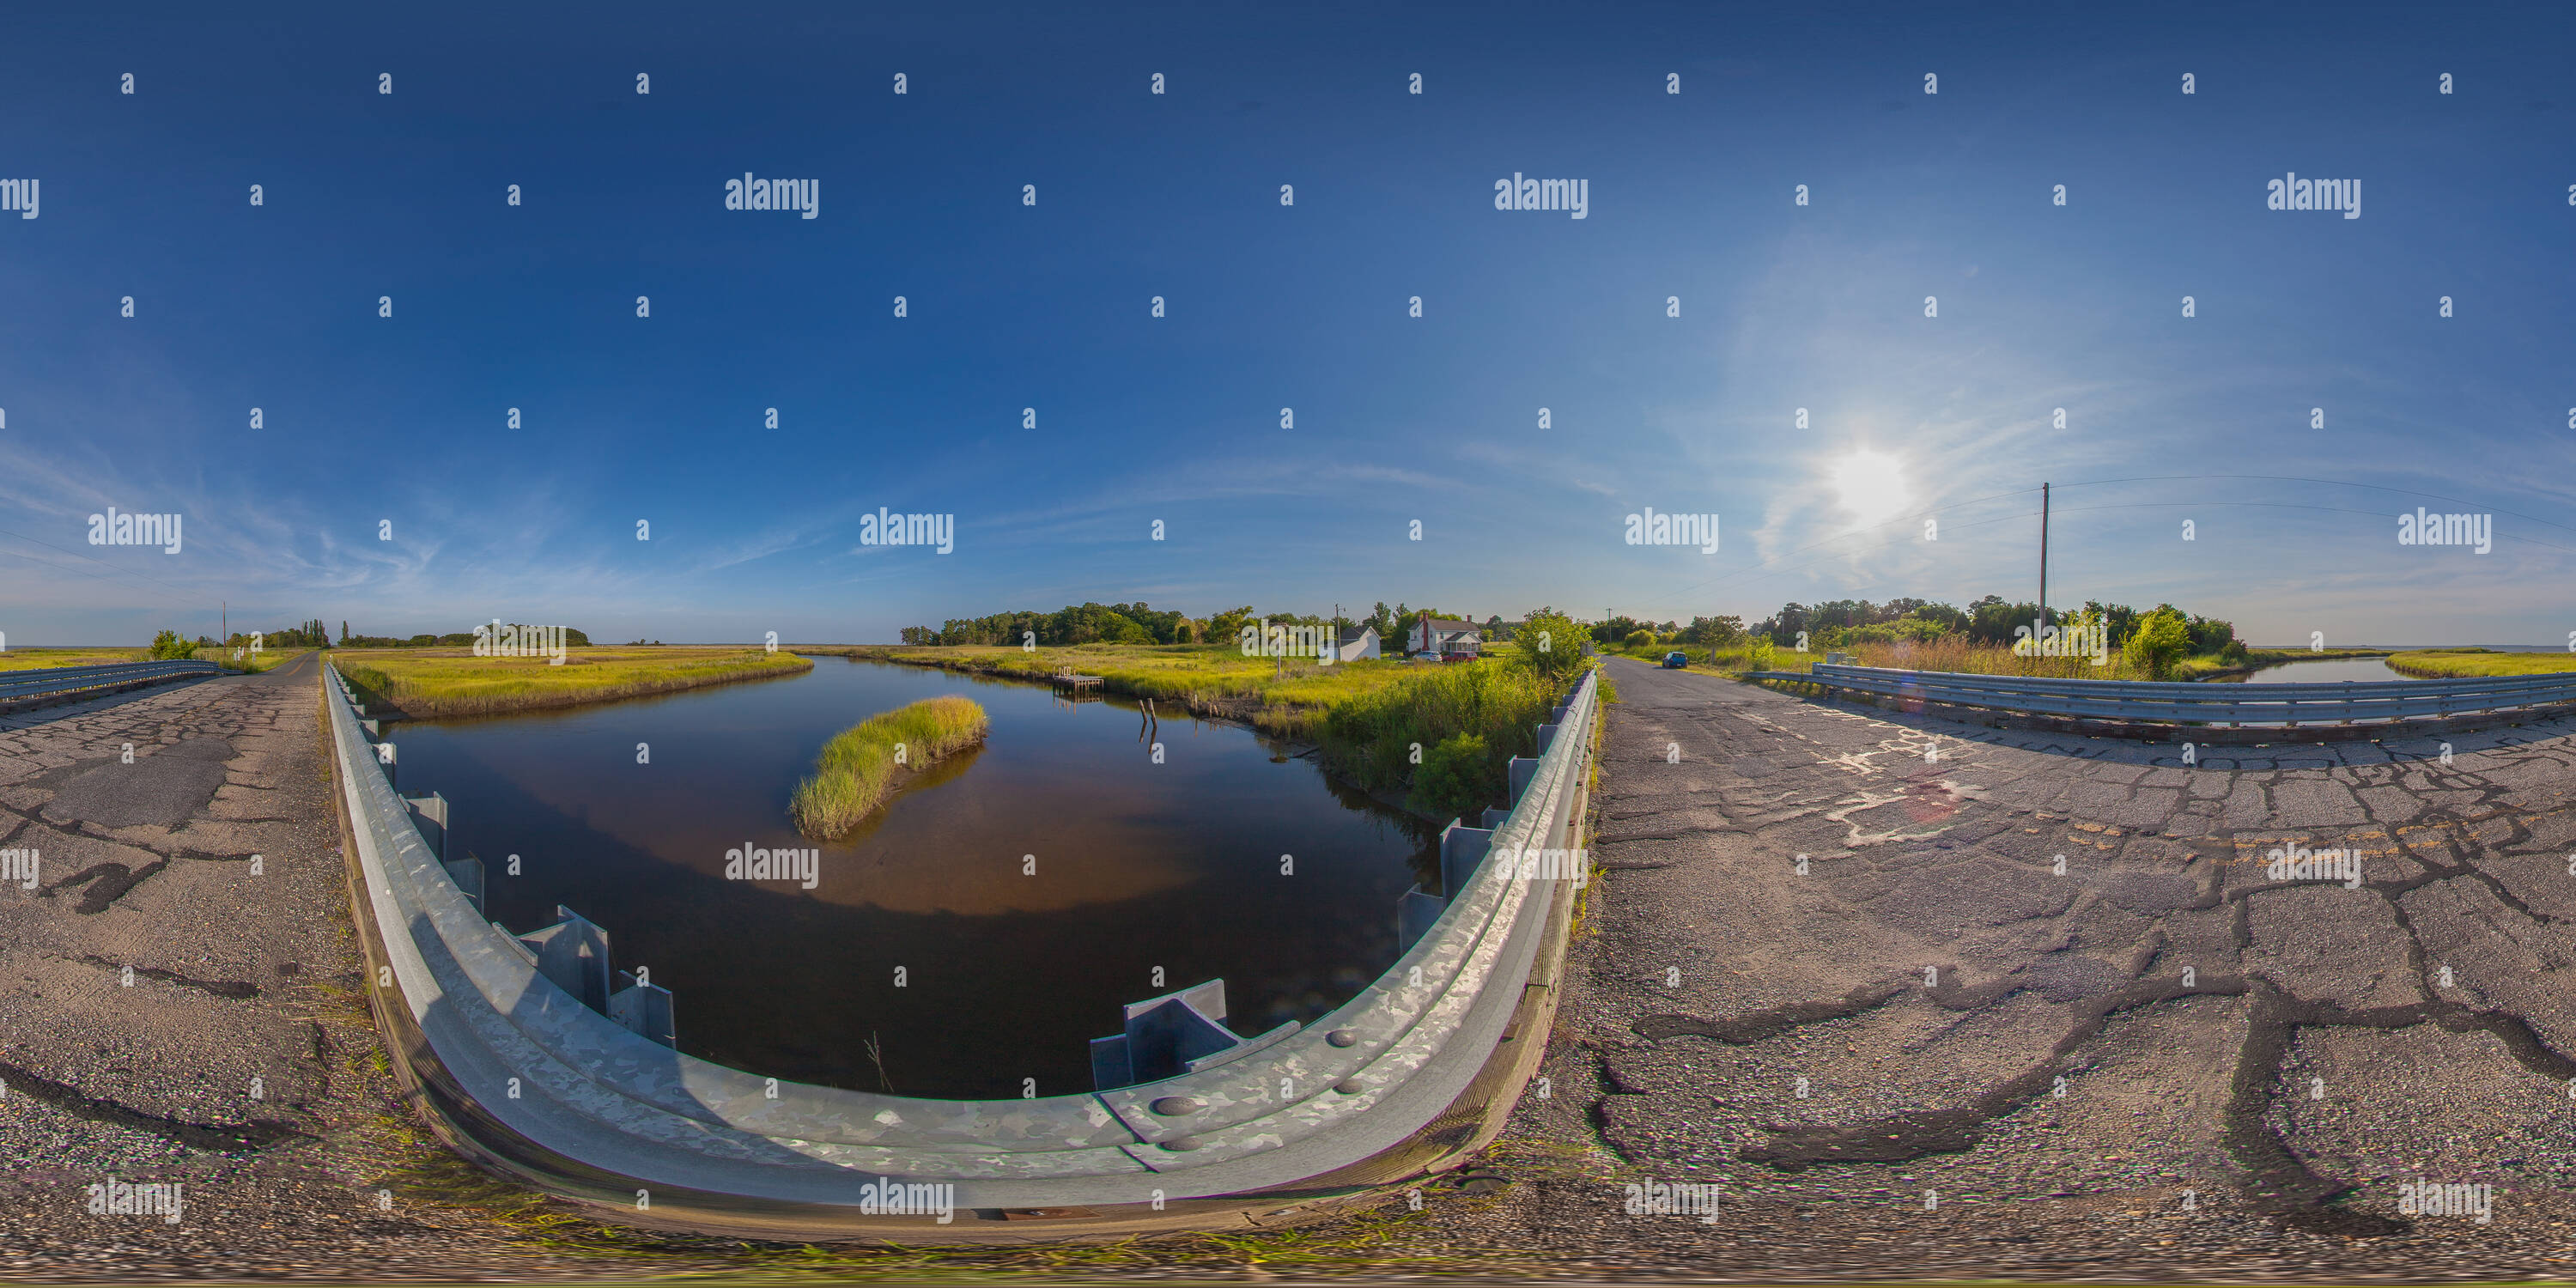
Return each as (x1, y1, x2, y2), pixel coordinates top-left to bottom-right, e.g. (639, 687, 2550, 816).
(386, 655, 1437, 1098)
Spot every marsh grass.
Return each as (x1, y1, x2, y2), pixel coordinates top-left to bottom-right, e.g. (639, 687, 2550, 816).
(0, 647, 148, 671)
(2387, 648, 2576, 677)
(1318, 659, 1568, 817)
(335, 647, 811, 716)
(863, 643, 1418, 738)
(789, 696, 992, 839)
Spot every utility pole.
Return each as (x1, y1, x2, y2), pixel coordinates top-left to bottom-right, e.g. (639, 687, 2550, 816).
(2038, 483, 2050, 628)
(222, 602, 226, 647)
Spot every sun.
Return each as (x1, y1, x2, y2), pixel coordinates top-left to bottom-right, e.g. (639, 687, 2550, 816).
(1828, 449, 1913, 529)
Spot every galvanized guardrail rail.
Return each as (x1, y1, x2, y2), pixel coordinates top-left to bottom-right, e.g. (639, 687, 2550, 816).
(0, 659, 221, 707)
(1752, 662, 2576, 728)
(324, 659, 1596, 1220)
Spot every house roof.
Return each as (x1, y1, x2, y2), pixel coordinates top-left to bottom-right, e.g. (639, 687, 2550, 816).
(1418, 618, 1480, 634)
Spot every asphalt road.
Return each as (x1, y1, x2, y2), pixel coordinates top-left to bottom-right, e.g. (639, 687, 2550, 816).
(0, 654, 658, 1279)
(1405, 656, 2576, 1278)
(7, 651, 2573, 1280)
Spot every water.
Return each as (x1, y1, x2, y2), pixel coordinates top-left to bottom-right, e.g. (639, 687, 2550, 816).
(2212, 657, 2410, 683)
(385, 655, 1437, 1099)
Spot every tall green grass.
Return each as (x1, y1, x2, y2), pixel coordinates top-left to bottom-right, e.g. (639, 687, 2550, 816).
(1318, 659, 1573, 819)
(789, 696, 992, 839)
(336, 647, 810, 716)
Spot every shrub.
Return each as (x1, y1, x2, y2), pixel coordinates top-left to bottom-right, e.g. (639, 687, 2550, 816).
(1413, 732, 1499, 819)
(1515, 609, 1592, 684)
(2120, 607, 2193, 679)
(1624, 629, 1656, 649)
(147, 629, 193, 660)
(1318, 661, 1559, 805)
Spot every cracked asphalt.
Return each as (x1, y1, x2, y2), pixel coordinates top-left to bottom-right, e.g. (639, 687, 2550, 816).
(1407, 657, 2576, 1279)
(0, 654, 665, 1279)
(8, 649, 2573, 1281)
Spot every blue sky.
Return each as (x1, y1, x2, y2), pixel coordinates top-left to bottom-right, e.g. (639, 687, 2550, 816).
(3, 1, 2573, 646)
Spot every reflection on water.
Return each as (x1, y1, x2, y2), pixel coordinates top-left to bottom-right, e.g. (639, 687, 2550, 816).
(2208, 657, 2409, 683)
(387, 655, 1437, 1098)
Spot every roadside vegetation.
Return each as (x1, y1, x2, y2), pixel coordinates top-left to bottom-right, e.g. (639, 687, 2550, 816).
(848, 642, 1420, 738)
(1591, 594, 2395, 683)
(0, 647, 148, 671)
(334, 646, 811, 717)
(790, 696, 991, 839)
(210, 646, 306, 673)
(863, 607, 1598, 822)
(2388, 647, 2576, 677)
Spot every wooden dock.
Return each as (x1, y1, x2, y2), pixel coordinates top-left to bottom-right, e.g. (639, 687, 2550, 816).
(1050, 666, 1103, 691)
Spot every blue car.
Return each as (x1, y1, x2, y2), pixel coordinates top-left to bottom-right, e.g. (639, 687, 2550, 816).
(1662, 651, 1688, 669)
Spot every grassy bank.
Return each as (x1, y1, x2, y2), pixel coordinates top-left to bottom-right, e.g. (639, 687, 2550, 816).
(790, 696, 991, 839)
(2386, 648, 2576, 677)
(334, 646, 812, 717)
(0, 647, 146, 671)
(846, 641, 1591, 820)
(844, 643, 1419, 738)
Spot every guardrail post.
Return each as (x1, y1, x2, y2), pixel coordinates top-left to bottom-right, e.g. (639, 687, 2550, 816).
(1508, 755, 1539, 799)
(403, 791, 449, 863)
(1439, 818, 1494, 896)
(610, 971, 677, 1049)
(517, 906, 617, 1014)
(1396, 886, 1446, 950)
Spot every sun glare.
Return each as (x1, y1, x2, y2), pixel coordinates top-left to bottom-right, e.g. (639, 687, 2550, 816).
(1828, 449, 1913, 530)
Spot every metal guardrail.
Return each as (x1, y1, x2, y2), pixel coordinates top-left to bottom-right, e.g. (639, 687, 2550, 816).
(324, 659, 1597, 1211)
(0, 659, 221, 704)
(1751, 662, 2576, 727)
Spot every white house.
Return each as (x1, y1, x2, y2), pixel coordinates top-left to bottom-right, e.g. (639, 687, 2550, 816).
(1409, 617, 1482, 659)
(1336, 625, 1381, 662)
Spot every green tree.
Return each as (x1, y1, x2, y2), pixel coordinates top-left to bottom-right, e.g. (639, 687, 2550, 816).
(2121, 606, 2193, 678)
(1515, 609, 1591, 683)
(147, 629, 193, 660)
